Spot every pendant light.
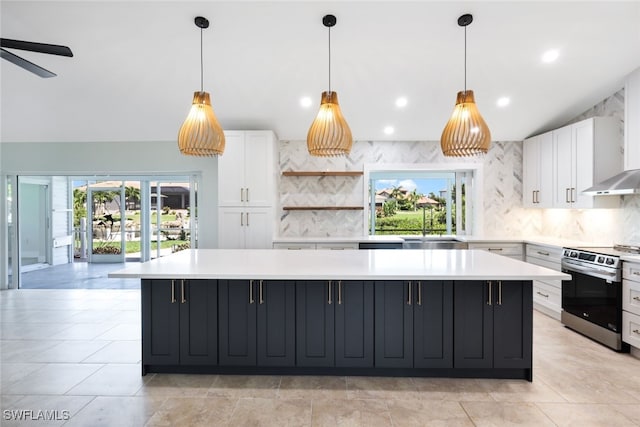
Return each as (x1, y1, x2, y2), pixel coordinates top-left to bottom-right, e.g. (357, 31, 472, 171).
(307, 14, 353, 157)
(440, 14, 491, 157)
(178, 16, 225, 157)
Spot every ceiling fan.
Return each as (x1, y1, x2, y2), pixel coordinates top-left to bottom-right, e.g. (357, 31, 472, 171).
(0, 38, 73, 78)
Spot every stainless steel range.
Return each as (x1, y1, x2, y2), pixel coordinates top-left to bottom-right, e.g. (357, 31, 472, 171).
(561, 244, 639, 351)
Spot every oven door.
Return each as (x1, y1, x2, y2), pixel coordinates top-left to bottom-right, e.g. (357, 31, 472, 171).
(561, 266, 621, 332)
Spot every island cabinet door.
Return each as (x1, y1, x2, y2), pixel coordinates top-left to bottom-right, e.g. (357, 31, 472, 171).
(296, 281, 335, 367)
(142, 279, 180, 365)
(414, 281, 454, 369)
(256, 280, 296, 366)
(179, 280, 218, 365)
(219, 280, 257, 366)
(335, 281, 374, 368)
(453, 280, 493, 369)
(492, 281, 532, 369)
(374, 281, 413, 368)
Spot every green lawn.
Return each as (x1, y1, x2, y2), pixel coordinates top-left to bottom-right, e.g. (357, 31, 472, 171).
(92, 240, 189, 254)
(374, 209, 448, 235)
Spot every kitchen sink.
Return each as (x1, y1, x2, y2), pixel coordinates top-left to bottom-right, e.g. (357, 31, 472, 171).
(401, 237, 469, 249)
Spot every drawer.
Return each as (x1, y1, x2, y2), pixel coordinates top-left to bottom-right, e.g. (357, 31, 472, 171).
(273, 243, 316, 250)
(622, 311, 640, 349)
(315, 242, 358, 250)
(525, 244, 562, 270)
(533, 280, 561, 308)
(468, 243, 524, 258)
(526, 256, 561, 271)
(623, 262, 640, 282)
(623, 279, 640, 317)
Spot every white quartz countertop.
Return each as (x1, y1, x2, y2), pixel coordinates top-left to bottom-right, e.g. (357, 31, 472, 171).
(272, 236, 405, 244)
(109, 249, 570, 281)
(622, 254, 640, 263)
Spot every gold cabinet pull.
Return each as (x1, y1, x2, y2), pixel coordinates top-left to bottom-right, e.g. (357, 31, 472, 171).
(170, 280, 177, 303)
(417, 281, 422, 306)
(497, 280, 502, 305)
(487, 281, 492, 306)
(249, 280, 255, 304)
(259, 280, 264, 304)
(327, 281, 332, 305)
(337, 280, 342, 305)
(181, 280, 186, 303)
(407, 281, 412, 305)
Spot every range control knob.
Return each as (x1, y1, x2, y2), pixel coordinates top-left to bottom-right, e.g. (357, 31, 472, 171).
(570, 251, 578, 258)
(597, 256, 605, 263)
(606, 258, 615, 266)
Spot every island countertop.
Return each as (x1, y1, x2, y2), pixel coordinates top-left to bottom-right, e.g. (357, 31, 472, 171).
(109, 249, 570, 281)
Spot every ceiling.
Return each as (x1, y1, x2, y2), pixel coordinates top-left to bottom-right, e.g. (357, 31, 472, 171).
(2, 1, 640, 144)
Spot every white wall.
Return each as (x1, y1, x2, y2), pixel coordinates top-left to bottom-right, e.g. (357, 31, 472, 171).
(0, 140, 219, 249)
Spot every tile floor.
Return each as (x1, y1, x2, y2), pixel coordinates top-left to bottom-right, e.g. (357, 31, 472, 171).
(1, 289, 640, 426)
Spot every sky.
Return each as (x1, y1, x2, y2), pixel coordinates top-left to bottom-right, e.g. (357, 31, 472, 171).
(374, 178, 448, 196)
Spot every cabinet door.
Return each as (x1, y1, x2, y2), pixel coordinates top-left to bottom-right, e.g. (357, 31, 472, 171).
(374, 281, 413, 368)
(522, 136, 540, 208)
(553, 126, 573, 208)
(335, 281, 374, 368)
(414, 281, 453, 369)
(538, 132, 554, 207)
(493, 281, 532, 369)
(243, 132, 274, 207)
(218, 208, 246, 249)
(179, 280, 218, 365)
(244, 208, 272, 249)
(257, 280, 295, 366)
(453, 280, 493, 369)
(625, 68, 640, 171)
(219, 280, 257, 366)
(572, 120, 595, 209)
(296, 280, 334, 367)
(218, 131, 246, 207)
(142, 279, 180, 366)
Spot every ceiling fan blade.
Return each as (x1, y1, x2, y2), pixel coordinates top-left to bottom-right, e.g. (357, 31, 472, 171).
(0, 38, 73, 57)
(0, 48, 56, 78)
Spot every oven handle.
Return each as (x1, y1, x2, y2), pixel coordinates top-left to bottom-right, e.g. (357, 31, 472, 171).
(561, 260, 620, 282)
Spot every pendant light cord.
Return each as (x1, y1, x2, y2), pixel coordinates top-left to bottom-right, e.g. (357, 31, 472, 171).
(463, 24, 467, 94)
(200, 26, 204, 92)
(328, 25, 332, 93)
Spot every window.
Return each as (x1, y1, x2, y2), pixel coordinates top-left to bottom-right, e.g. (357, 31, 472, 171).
(367, 169, 474, 236)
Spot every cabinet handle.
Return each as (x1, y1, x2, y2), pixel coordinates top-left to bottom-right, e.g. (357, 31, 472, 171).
(327, 281, 332, 305)
(337, 280, 342, 305)
(170, 280, 177, 303)
(240, 212, 244, 226)
(487, 281, 492, 306)
(246, 188, 249, 202)
(566, 188, 570, 203)
(537, 251, 550, 256)
(417, 281, 422, 306)
(259, 280, 264, 304)
(537, 291, 549, 298)
(532, 191, 536, 204)
(246, 212, 250, 226)
(488, 248, 503, 252)
(497, 280, 502, 305)
(407, 281, 412, 305)
(633, 296, 640, 301)
(240, 188, 244, 202)
(181, 280, 187, 303)
(571, 187, 576, 203)
(249, 280, 255, 304)
(633, 329, 640, 335)
(632, 271, 640, 276)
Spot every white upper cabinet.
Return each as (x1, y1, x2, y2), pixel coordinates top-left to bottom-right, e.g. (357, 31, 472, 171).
(625, 67, 640, 171)
(523, 131, 553, 208)
(552, 117, 621, 209)
(218, 131, 277, 207)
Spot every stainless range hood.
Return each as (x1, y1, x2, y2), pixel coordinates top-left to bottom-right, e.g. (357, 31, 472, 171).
(582, 169, 640, 195)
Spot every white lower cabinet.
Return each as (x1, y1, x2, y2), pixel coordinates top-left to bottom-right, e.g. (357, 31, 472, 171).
(272, 241, 358, 250)
(623, 261, 640, 349)
(272, 242, 316, 250)
(526, 244, 563, 320)
(219, 208, 272, 249)
(467, 242, 524, 261)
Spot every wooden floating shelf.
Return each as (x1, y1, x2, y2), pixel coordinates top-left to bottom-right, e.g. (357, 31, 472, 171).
(283, 206, 364, 211)
(282, 171, 363, 177)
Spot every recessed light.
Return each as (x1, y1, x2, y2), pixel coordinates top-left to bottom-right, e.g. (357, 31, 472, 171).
(384, 126, 395, 135)
(395, 97, 408, 108)
(541, 49, 559, 63)
(300, 96, 313, 108)
(497, 97, 510, 107)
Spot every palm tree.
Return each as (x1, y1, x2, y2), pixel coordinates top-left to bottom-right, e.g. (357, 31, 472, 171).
(125, 186, 140, 210)
(408, 189, 421, 211)
(390, 185, 404, 201)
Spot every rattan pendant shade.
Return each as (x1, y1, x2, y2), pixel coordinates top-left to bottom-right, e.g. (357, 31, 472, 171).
(307, 14, 353, 157)
(178, 91, 225, 156)
(307, 91, 352, 156)
(440, 14, 491, 157)
(441, 90, 491, 156)
(178, 16, 225, 157)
